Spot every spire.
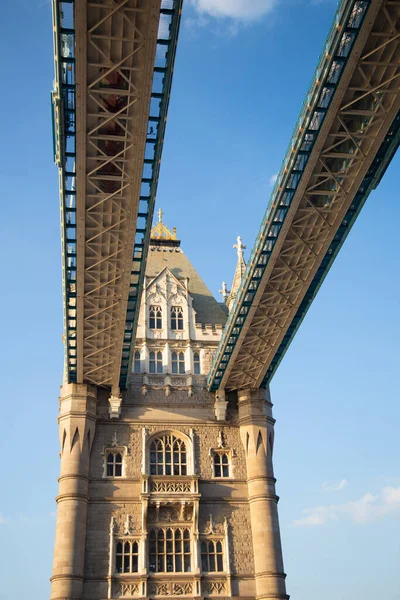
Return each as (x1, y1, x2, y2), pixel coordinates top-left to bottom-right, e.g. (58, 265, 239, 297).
(225, 236, 246, 311)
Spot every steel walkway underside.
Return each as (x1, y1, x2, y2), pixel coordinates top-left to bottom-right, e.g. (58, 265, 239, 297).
(208, 0, 400, 392)
(52, 0, 182, 391)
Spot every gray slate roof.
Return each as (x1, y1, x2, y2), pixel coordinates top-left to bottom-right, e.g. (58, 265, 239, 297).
(146, 244, 227, 327)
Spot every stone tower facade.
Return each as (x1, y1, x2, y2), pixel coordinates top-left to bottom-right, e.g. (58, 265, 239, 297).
(50, 217, 288, 600)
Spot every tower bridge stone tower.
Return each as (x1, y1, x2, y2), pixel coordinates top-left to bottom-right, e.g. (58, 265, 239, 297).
(50, 215, 288, 600)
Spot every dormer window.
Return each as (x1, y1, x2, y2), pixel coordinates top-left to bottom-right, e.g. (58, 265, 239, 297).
(172, 351, 185, 374)
(193, 352, 201, 374)
(149, 305, 162, 329)
(171, 306, 183, 330)
(149, 350, 163, 374)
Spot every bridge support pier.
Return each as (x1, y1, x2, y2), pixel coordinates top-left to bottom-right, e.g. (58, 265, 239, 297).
(50, 383, 97, 600)
(238, 387, 289, 600)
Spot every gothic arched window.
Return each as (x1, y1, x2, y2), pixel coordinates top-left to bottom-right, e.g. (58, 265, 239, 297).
(150, 435, 187, 476)
(201, 540, 224, 572)
(133, 351, 141, 373)
(149, 351, 163, 374)
(213, 452, 229, 478)
(115, 540, 139, 573)
(149, 305, 162, 329)
(171, 306, 183, 330)
(193, 352, 200, 374)
(107, 451, 123, 477)
(149, 528, 191, 573)
(171, 351, 185, 374)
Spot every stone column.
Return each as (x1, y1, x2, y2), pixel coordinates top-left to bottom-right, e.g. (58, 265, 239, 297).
(50, 383, 97, 600)
(238, 387, 288, 600)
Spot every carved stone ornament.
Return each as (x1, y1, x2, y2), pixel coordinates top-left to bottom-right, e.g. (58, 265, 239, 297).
(115, 582, 140, 597)
(214, 390, 227, 422)
(124, 514, 133, 535)
(203, 581, 226, 595)
(109, 392, 122, 419)
(148, 581, 193, 596)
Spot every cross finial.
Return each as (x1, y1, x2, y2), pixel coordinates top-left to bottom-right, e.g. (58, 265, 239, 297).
(233, 236, 246, 257)
(158, 207, 163, 224)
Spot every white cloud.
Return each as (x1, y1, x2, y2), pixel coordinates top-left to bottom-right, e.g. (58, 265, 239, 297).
(187, 0, 276, 22)
(0, 513, 8, 525)
(293, 486, 400, 527)
(322, 479, 347, 492)
(269, 173, 278, 186)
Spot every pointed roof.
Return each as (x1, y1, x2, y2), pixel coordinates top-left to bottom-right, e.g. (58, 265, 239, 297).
(146, 242, 227, 328)
(226, 236, 246, 311)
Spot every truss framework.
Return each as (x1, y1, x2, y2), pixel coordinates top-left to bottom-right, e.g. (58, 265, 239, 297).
(53, 0, 182, 390)
(208, 0, 400, 392)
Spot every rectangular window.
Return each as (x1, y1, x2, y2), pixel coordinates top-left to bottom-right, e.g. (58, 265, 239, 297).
(149, 305, 162, 329)
(201, 540, 224, 572)
(116, 540, 139, 573)
(134, 351, 141, 373)
(172, 351, 185, 374)
(149, 528, 191, 573)
(213, 452, 230, 478)
(193, 352, 200, 374)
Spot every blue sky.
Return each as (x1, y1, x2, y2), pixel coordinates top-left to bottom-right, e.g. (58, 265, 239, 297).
(0, 0, 399, 599)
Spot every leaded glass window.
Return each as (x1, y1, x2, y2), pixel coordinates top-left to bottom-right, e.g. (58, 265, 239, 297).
(115, 540, 139, 573)
(149, 305, 162, 329)
(213, 452, 229, 478)
(171, 306, 183, 330)
(134, 351, 141, 373)
(150, 435, 187, 476)
(201, 540, 224, 572)
(149, 528, 191, 573)
(193, 352, 200, 374)
(107, 452, 123, 477)
(171, 351, 185, 374)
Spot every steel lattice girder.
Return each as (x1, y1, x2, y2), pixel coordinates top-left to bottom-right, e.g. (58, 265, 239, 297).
(53, 0, 182, 389)
(208, 0, 400, 392)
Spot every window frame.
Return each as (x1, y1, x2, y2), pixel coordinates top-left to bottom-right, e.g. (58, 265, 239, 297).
(104, 448, 125, 478)
(149, 434, 187, 476)
(170, 306, 184, 331)
(193, 351, 201, 375)
(115, 538, 140, 574)
(149, 305, 162, 330)
(148, 527, 191, 573)
(212, 451, 231, 479)
(133, 350, 141, 373)
(171, 350, 185, 375)
(200, 539, 224, 573)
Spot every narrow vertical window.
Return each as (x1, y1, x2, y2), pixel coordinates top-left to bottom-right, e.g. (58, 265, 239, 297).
(213, 453, 229, 478)
(134, 351, 141, 373)
(156, 351, 163, 373)
(171, 306, 184, 330)
(193, 352, 200, 374)
(107, 452, 123, 477)
(149, 351, 156, 373)
(149, 305, 162, 329)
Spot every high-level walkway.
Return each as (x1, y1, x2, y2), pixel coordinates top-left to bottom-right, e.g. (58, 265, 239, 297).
(52, 0, 182, 395)
(208, 0, 400, 392)
(53, 0, 400, 398)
